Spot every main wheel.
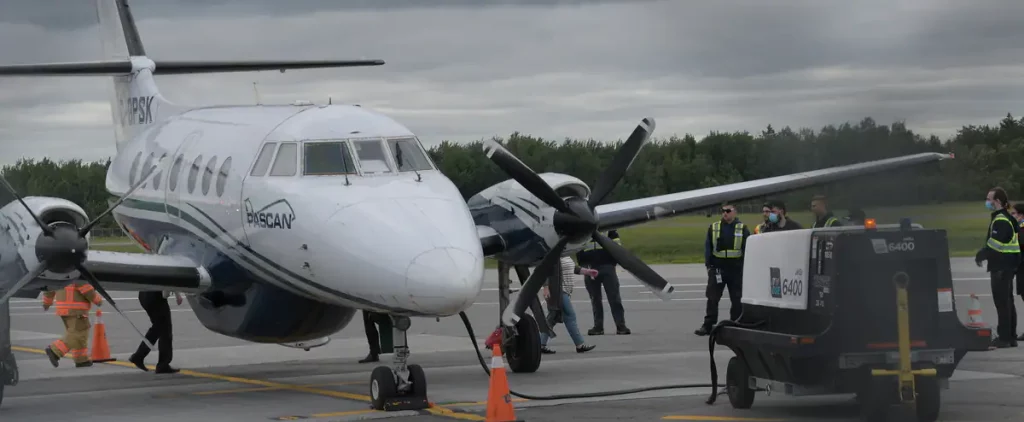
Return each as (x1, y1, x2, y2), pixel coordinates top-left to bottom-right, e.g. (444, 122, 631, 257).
(506, 314, 541, 373)
(726, 356, 755, 409)
(407, 364, 428, 398)
(370, 366, 397, 410)
(914, 375, 941, 422)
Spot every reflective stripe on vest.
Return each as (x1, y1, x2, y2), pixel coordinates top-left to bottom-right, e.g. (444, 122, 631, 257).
(712, 221, 744, 258)
(813, 216, 839, 228)
(54, 284, 95, 316)
(582, 236, 622, 251)
(987, 214, 1021, 254)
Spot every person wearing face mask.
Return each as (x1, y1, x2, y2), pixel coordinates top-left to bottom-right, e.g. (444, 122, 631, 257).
(975, 187, 1021, 348)
(761, 200, 803, 233)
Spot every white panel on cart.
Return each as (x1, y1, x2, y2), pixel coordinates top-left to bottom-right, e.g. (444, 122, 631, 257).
(741, 229, 812, 310)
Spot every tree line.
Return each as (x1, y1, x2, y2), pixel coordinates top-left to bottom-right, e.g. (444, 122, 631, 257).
(3, 113, 1023, 231)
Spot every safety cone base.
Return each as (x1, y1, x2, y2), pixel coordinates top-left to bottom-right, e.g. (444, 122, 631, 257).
(382, 396, 430, 411)
(92, 358, 116, 363)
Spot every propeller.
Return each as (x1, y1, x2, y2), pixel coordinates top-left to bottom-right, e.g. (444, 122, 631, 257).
(485, 118, 676, 327)
(0, 166, 159, 349)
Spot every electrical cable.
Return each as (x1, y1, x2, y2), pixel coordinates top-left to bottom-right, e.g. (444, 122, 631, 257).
(459, 311, 725, 401)
(704, 319, 766, 405)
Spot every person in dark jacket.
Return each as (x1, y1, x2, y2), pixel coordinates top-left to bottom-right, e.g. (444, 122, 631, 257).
(695, 203, 751, 336)
(975, 187, 1021, 348)
(761, 200, 803, 232)
(1011, 203, 1024, 341)
(810, 195, 842, 228)
(577, 230, 630, 335)
(129, 291, 181, 373)
(845, 207, 866, 226)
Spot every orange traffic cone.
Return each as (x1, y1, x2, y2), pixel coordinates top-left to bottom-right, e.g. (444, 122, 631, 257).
(485, 343, 522, 422)
(966, 293, 987, 329)
(90, 309, 115, 363)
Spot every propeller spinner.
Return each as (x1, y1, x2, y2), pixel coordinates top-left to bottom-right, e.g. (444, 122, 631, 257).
(0, 168, 159, 348)
(483, 117, 675, 327)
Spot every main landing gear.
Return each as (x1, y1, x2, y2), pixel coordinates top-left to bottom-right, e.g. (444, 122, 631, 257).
(369, 316, 429, 411)
(497, 261, 544, 373)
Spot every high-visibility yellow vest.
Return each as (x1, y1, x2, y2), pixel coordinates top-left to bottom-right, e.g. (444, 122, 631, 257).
(987, 214, 1020, 254)
(753, 223, 764, 234)
(711, 221, 745, 258)
(812, 216, 840, 228)
(582, 236, 621, 251)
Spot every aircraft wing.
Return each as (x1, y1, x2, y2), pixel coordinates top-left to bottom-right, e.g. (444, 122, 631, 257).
(594, 152, 952, 232)
(1, 249, 211, 302)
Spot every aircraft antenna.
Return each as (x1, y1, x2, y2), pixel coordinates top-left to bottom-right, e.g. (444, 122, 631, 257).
(253, 81, 262, 105)
(328, 96, 332, 105)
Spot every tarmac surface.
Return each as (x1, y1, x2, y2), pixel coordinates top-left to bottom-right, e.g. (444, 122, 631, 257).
(4, 257, 1024, 421)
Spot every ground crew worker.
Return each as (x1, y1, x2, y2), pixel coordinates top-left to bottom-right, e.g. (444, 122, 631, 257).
(761, 200, 803, 232)
(358, 310, 393, 363)
(845, 207, 866, 225)
(1010, 203, 1024, 341)
(128, 291, 181, 373)
(577, 230, 630, 335)
(753, 202, 771, 234)
(810, 195, 842, 228)
(42, 282, 102, 368)
(695, 203, 750, 336)
(975, 187, 1020, 348)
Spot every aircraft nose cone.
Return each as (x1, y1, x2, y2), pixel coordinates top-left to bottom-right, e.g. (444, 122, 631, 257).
(406, 247, 483, 315)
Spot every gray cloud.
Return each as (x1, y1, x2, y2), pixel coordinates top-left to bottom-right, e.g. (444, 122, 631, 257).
(1, 0, 1024, 166)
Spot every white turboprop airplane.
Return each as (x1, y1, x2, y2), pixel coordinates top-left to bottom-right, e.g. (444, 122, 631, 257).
(0, 0, 952, 411)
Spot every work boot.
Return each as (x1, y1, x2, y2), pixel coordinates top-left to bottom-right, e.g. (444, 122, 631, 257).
(128, 353, 149, 372)
(587, 327, 604, 336)
(694, 326, 711, 336)
(75, 361, 93, 368)
(44, 346, 59, 368)
(991, 338, 1015, 348)
(155, 365, 180, 374)
(616, 326, 631, 335)
(358, 353, 379, 363)
(576, 344, 596, 353)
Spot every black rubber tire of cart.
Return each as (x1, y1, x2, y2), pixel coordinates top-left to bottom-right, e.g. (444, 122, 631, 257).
(914, 374, 941, 422)
(726, 356, 755, 409)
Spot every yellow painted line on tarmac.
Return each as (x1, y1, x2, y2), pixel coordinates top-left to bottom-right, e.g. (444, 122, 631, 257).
(15, 344, 486, 421)
(662, 416, 787, 421)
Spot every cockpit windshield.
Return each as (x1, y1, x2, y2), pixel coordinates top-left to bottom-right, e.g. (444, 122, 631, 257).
(352, 139, 393, 174)
(387, 137, 433, 172)
(303, 142, 356, 175)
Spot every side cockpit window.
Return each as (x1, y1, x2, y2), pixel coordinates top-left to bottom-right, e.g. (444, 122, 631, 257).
(303, 142, 356, 175)
(352, 139, 393, 174)
(269, 142, 298, 176)
(250, 142, 277, 176)
(387, 137, 434, 172)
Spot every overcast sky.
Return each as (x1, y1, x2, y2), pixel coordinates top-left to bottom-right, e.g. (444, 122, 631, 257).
(1, 0, 1023, 166)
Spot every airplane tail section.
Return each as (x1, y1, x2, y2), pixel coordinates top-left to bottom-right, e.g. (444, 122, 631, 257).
(0, 0, 384, 152)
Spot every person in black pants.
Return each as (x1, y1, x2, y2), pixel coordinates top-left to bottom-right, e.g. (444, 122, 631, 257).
(577, 230, 630, 335)
(695, 203, 750, 336)
(976, 187, 1021, 348)
(129, 291, 180, 373)
(359, 310, 392, 363)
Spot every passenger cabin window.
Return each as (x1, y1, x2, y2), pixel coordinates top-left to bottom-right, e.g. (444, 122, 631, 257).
(216, 157, 231, 197)
(188, 155, 203, 194)
(169, 155, 184, 191)
(250, 143, 277, 176)
(202, 156, 217, 195)
(352, 139, 393, 174)
(129, 152, 142, 186)
(303, 142, 356, 175)
(153, 153, 167, 190)
(141, 153, 155, 187)
(269, 143, 298, 176)
(387, 138, 433, 172)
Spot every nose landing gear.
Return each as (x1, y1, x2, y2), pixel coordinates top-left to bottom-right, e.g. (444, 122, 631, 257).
(368, 316, 430, 411)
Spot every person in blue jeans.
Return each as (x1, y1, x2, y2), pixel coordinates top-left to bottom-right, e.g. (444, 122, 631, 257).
(540, 256, 597, 354)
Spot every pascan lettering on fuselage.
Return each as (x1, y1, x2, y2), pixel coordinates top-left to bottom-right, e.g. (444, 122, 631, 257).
(244, 198, 295, 230)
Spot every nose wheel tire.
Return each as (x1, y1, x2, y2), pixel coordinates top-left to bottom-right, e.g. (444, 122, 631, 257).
(370, 366, 397, 410)
(505, 314, 541, 373)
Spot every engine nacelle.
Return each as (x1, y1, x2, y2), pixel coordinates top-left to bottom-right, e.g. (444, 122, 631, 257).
(468, 173, 592, 266)
(0, 196, 90, 281)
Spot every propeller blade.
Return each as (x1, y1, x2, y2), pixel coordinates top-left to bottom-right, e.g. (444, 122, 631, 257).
(482, 139, 571, 214)
(0, 175, 53, 236)
(75, 264, 154, 349)
(592, 232, 675, 300)
(588, 118, 655, 209)
(0, 262, 49, 304)
(78, 159, 160, 237)
(514, 265, 555, 338)
(501, 236, 570, 326)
